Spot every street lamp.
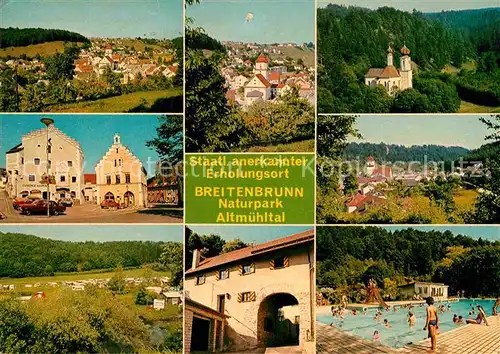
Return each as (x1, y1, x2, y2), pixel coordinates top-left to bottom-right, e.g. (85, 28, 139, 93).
(41, 117, 54, 217)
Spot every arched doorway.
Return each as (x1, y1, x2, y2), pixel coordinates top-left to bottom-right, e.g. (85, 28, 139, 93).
(104, 192, 115, 201)
(123, 191, 135, 207)
(20, 190, 29, 198)
(257, 293, 300, 348)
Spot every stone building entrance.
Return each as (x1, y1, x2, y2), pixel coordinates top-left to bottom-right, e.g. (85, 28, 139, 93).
(257, 293, 300, 347)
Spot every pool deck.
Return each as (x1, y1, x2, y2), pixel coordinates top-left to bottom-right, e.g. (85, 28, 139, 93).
(317, 315, 500, 353)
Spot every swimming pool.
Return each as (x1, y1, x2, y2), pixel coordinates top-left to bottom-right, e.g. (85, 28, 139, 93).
(317, 299, 495, 348)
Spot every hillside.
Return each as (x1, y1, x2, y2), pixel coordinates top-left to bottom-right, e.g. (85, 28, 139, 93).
(0, 233, 166, 278)
(344, 142, 471, 163)
(0, 40, 86, 58)
(0, 27, 89, 48)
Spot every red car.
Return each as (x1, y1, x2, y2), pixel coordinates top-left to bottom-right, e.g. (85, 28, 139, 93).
(20, 200, 66, 216)
(100, 199, 120, 209)
(12, 197, 40, 210)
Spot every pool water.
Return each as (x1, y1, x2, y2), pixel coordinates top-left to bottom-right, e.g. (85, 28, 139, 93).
(317, 299, 495, 348)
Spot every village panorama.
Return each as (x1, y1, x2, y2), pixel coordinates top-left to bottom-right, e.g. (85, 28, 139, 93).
(0, 28, 183, 113)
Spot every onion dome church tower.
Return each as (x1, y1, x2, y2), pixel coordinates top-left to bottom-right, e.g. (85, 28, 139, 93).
(399, 44, 413, 90)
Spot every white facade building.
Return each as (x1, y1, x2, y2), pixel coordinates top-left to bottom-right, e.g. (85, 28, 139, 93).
(5, 125, 84, 202)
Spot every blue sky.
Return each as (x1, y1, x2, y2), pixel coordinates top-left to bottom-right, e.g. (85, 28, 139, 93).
(1, 0, 183, 39)
(0, 114, 166, 176)
(317, 0, 500, 12)
(188, 225, 313, 244)
(187, 0, 314, 43)
(382, 226, 500, 242)
(0, 225, 183, 242)
(350, 115, 490, 149)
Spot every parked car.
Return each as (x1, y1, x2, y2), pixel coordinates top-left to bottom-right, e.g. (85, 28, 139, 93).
(100, 199, 120, 209)
(19, 200, 66, 216)
(58, 198, 73, 207)
(12, 197, 40, 210)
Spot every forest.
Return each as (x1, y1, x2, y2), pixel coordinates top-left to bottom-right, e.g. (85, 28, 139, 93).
(0, 27, 90, 48)
(317, 5, 500, 113)
(0, 233, 165, 277)
(185, 6, 315, 152)
(344, 142, 470, 163)
(316, 115, 500, 224)
(317, 227, 500, 303)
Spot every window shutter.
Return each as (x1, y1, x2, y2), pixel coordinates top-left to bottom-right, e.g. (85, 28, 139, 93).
(237, 293, 243, 303)
(250, 291, 256, 302)
(250, 263, 255, 273)
(238, 265, 243, 275)
(284, 256, 289, 267)
(215, 271, 220, 281)
(270, 259, 275, 270)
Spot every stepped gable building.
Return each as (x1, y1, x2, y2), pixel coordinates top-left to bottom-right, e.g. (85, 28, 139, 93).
(5, 125, 84, 202)
(184, 229, 315, 353)
(95, 134, 147, 207)
(365, 44, 413, 95)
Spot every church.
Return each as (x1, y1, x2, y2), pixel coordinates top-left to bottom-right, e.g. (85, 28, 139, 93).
(364, 44, 413, 95)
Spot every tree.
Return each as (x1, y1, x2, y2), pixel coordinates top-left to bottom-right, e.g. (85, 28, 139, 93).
(146, 115, 183, 164)
(342, 173, 358, 196)
(222, 239, 248, 254)
(108, 265, 126, 293)
(135, 287, 154, 305)
(159, 242, 183, 287)
(44, 53, 75, 81)
(185, 28, 246, 152)
(474, 115, 500, 222)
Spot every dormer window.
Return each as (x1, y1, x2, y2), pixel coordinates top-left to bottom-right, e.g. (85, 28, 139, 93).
(196, 274, 205, 285)
(240, 263, 255, 275)
(218, 269, 229, 280)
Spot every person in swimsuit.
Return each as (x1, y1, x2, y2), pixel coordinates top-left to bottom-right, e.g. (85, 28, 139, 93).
(467, 305, 489, 326)
(493, 297, 500, 316)
(423, 297, 438, 351)
(408, 311, 416, 327)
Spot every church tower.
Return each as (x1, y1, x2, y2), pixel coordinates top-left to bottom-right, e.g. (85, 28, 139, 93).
(400, 45, 413, 90)
(387, 45, 394, 66)
(254, 54, 269, 79)
(366, 156, 376, 176)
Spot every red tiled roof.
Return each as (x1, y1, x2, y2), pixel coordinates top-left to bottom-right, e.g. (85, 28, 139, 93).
(346, 193, 385, 209)
(256, 54, 269, 63)
(168, 65, 178, 73)
(84, 174, 96, 184)
(372, 166, 392, 178)
(105, 56, 114, 63)
(357, 177, 386, 184)
(105, 43, 112, 50)
(268, 72, 280, 82)
(226, 89, 236, 102)
(255, 73, 271, 87)
(365, 68, 384, 78)
(379, 65, 400, 78)
(185, 229, 314, 275)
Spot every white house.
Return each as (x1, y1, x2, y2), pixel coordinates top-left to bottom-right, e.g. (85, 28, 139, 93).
(5, 125, 84, 203)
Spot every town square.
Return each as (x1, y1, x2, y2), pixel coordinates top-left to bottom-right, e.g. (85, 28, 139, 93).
(0, 114, 183, 223)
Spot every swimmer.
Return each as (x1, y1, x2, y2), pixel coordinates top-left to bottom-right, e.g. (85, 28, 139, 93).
(383, 319, 392, 328)
(373, 330, 380, 342)
(408, 312, 416, 327)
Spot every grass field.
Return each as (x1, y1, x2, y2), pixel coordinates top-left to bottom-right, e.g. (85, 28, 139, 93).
(458, 100, 500, 113)
(0, 41, 85, 58)
(442, 61, 477, 74)
(46, 88, 183, 113)
(244, 139, 315, 152)
(0, 267, 169, 289)
(272, 46, 315, 67)
(454, 189, 479, 207)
